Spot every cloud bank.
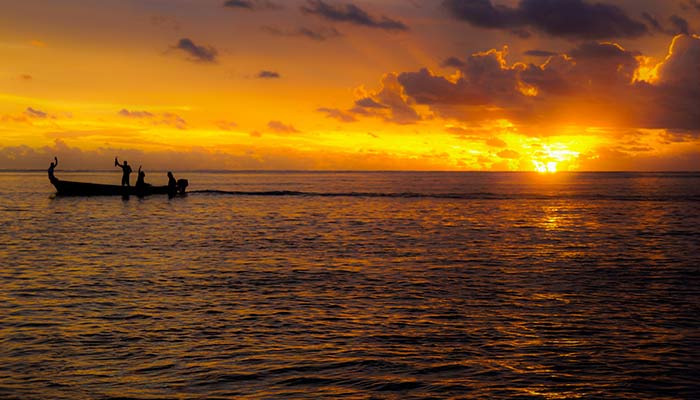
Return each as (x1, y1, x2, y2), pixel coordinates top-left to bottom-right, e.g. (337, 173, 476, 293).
(442, 0, 648, 39)
(390, 35, 700, 135)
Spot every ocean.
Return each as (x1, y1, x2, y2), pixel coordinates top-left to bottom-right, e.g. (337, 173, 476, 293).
(1, 171, 699, 399)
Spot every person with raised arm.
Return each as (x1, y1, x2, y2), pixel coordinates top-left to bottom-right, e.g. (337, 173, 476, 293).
(134, 166, 151, 197)
(115, 157, 133, 187)
(48, 156, 58, 184)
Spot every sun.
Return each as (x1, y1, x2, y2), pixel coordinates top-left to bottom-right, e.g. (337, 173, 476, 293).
(529, 141, 584, 173)
(533, 160, 558, 173)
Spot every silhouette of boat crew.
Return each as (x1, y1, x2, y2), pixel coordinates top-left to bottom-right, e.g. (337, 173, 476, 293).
(47, 158, 188, 197)
(135, 166, 146, 187)
(167, 171, 177, 198)
(115, 157, 133, 186)
(135, 166, 150, 197)
(48, 156, 58, 184)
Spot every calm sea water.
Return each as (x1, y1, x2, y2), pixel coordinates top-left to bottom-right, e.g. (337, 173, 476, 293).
(1, 171, 699, 399)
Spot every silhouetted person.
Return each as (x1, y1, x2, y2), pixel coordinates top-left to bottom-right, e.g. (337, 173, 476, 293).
(48, 156, 58, 184)
(134, 166, 149, 197)
(136, 165, 147, 189)
(167, 171, 177, 198)
(136, 166, 146, 188)
(115, 157, 132, 186)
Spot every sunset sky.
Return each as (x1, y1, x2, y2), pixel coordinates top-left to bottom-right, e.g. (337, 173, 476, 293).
(1, 0, 699, 171)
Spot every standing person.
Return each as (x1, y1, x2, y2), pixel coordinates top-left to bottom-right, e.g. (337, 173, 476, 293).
(48, 156, 58, 184)
(115, 157, 133, 186)
(167, 171, 177, 198)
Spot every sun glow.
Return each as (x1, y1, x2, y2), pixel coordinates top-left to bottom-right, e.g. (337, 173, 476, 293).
(533, 160, 558, 173)
(633, 55, 660, 83)
(530, 142, 582, 173)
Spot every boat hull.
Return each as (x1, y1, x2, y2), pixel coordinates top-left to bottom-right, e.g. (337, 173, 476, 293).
(51, 179, 180, 197)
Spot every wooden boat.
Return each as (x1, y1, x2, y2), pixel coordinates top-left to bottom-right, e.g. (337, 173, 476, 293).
(50, 176, 188, 197)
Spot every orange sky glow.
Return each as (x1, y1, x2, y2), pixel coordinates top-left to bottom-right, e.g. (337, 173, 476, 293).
(1, 0, 699, 171)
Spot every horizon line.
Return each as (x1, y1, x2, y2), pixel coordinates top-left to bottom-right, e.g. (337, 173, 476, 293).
(1, 169, 699, 174)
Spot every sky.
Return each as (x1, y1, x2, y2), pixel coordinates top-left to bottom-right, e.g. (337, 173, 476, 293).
(1, 0, 699, 171)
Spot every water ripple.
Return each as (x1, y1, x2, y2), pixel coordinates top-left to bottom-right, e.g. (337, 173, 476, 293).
(1, 172, 698, 399)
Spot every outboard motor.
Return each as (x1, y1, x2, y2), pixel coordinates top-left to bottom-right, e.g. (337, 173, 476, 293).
(177, 178, 189, 194)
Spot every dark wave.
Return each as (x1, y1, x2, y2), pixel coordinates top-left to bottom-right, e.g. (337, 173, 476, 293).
(190, 189, 700, 202)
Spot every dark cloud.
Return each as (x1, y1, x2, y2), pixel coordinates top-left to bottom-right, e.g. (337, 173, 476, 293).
(659, 129, 700, 143)
(20, 74, 32, 81)
(317, 107, 357, 122)
(257, 70, 281, 79)
(442, 56, 466, 67)
(346, 76, 423, 124)
(442, 0, 648, 39)
(400, 48, 523, 106)
(669, 15, 690, 35)
(368, 74, 422, 124)
(643, 12, 691, 35)
(223, 0, 280, 10)
(118, 109, 187, 129)
(118, 109, 154, 118)
(172, 38, 218, 63)
(518, 0, 648, 39)
(681, 0, 700, 12)
(399, 68, 481, 105)
(510, 28, 532, 38)
(568, 41, 640, 86)
(642, 12, 665, 33)
(655, 36, 700, 89)
(297, 26, 342, 40)
(443, 0, 520, 29)
(261, 25, 341, 41)
(25, 107, 48, 119)
(524, 49, 558, 57)
(224, 0, 254, 9)
(355, 97, 388, 109)
(267, 120, 300, 133)
(301, 0, 408, 31)
(645, 35, 700, 130)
